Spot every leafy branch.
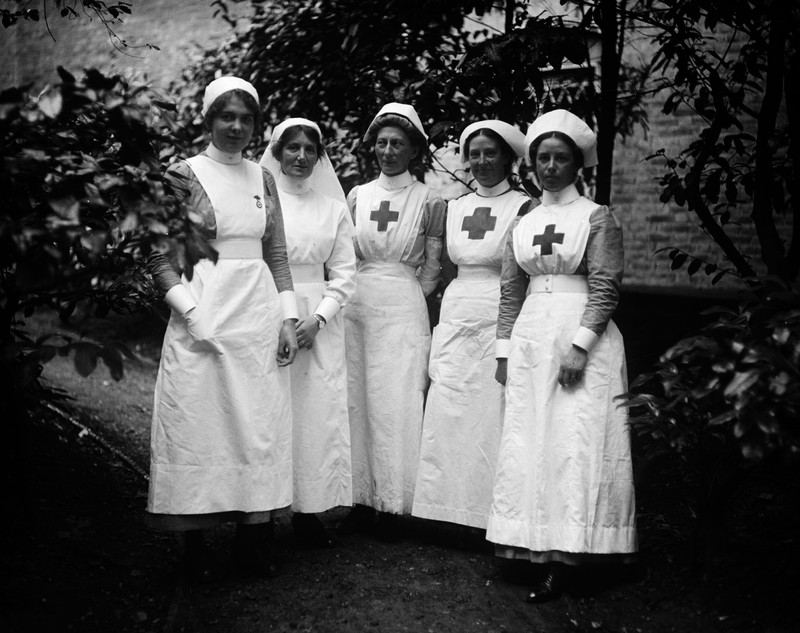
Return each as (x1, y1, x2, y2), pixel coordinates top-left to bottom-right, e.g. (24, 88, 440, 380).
(1, 68, 202, 421)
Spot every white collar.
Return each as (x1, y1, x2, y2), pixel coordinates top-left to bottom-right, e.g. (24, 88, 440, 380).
(206, 143, 243, 165)
(542, 183, 580, 206)
(277, 171, 311, 195)
(377, 171, 414, 190)
(476, 180, 512, 198)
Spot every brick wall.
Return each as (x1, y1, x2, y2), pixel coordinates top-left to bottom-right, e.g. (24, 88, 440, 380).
(609, 102, 747, 292)
(610, 28, 788, 294)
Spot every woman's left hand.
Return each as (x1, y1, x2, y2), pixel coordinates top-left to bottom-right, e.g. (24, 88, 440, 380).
(295, 315, 321, 350)
(276, 320, 299, 366)
(558, 345, 588, 388)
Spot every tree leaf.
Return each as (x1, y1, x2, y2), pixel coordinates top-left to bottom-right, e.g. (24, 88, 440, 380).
(670, 253, 688, 270)
(100, 346, 124, 381)
(673, 185, 686, 206)
(725, 180, 738, 204)
(741, 442, 764, 462)
(47, 196, 80, 223)
(58, 302, 77, 321)
(704, 170, 721, 201)
(724, 370, 759, 398)
(73, 343, 99, 377)
(57, 66, 76, 84)
(36, 345, 58, 364)
(37, 87, 63, 118)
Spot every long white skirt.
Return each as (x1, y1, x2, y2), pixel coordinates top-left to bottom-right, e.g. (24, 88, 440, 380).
(412, 269, 504, 529)
(346, 262, 430, 515)
(148, 258, 293, 519)
(288, 273, 353, 513)
(487, 290, 637, 555)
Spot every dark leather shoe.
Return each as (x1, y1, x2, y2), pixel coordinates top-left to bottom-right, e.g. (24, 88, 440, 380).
(292, 513, 337, 548)
(338, 505, 376, 534)
(183, 529, 212, 583)
(526, 571, 564, 603)
(185, 558, 213, 583)
(232, 523, 279, 577)
(375, 512, 403, 542)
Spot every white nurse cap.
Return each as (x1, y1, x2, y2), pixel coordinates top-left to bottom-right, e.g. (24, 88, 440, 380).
(524, 109, 598, 168)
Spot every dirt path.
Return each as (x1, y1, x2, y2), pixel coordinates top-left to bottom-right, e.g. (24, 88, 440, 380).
(3, 310, 796, 632)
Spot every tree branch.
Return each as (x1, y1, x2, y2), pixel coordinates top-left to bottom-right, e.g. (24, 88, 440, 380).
(782, 24, 800, 280)
(595, 0, 621, 205)
(684, 74, 757, 281)
(751, 0, 789, 279)
(431, 151, 473, 191)
(42, 0, 55, 42)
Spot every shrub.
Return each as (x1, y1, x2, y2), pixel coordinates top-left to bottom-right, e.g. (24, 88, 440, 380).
(0, 67, 207, 420)
(619, 282, 800, 564)
(622, 284, 800, 466)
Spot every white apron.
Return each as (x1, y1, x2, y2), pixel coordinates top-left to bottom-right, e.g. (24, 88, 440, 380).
(281, 187, 353, 513)
(148, 156, 293, 516)
(487, 198, 637, 555)
(346, 179, 431, 514)
(412, 189, 529, 529)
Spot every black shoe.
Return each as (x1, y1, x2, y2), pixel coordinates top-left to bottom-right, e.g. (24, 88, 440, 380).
(454, 526, 488, 551)
(183, 529, 212, 583)
(292, 513, 337, 548)
(232, 522, 279, 577)
(375, 512, 403, 542)
(338, 505, 376, 534)
(526, 570, 564, 603)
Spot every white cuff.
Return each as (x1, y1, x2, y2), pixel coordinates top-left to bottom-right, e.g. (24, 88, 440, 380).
(571, 326, 599, 353)
(314, 296, 341, 323)
(279, 291, 299, 321)
(164, 284, 197, 316)
(495, 338, 510, 358)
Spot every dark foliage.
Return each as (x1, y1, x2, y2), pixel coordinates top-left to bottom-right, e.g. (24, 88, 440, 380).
(0, 68, 202, 421)
(622, 283, 800, 465)
(171, 1, 631, 191)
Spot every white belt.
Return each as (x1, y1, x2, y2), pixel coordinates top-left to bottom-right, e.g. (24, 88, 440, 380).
(529, 274, 588, 293)
(209, 238, 263, 259)
(358, 261, 417, 280)
(457, 264, 501, 281)
(291, 263, 325, 284)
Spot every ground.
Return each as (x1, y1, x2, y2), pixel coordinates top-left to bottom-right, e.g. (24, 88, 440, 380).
(1, 309, 798, 633)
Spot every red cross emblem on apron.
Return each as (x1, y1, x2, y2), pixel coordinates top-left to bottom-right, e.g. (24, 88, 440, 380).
(370, 200, 400, 232)
(532, 224, 565, 255)
(461, 207, 497, 240)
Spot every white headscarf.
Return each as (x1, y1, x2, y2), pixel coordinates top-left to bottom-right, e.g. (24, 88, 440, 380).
(259, 117, 346, 204)
(524, 109, 598, 168)
(459, 120, 526, 166)
(363, 102, 428, 143)
(201, 76, 260, 117)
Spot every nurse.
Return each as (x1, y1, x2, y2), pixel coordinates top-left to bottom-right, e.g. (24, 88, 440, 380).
(261, 118, 356, 547)
(412, 121, 531, 533)
(147, 77, 298, 579)
(487, 109, 637, 602)
(344, 103, 445, 538)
